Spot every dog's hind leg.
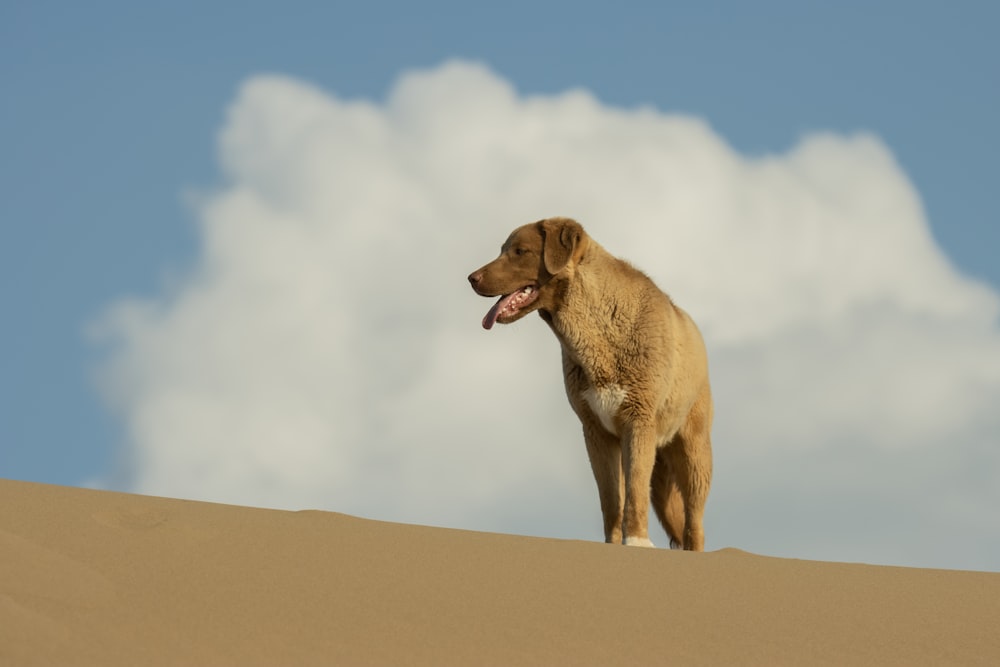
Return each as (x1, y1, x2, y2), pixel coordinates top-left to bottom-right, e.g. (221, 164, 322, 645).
(671, 386, 713, 551)
(651, 450, 685, 548)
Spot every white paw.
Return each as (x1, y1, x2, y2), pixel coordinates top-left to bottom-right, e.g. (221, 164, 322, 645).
(624, 536, 656, 548)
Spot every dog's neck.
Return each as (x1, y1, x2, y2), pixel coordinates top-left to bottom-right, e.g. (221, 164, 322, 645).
(541, 244, 645, 386)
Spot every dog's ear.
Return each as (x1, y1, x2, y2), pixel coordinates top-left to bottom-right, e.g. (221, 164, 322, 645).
(541, 218, 584, 275)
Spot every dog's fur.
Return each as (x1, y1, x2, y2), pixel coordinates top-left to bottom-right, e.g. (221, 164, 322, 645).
(468, 217, 713, 550)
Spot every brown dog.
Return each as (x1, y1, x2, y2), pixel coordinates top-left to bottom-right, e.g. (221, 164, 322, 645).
(468, 217, 713, 550)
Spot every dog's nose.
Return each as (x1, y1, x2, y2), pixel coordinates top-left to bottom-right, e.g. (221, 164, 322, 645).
(468, 271, 482, 287)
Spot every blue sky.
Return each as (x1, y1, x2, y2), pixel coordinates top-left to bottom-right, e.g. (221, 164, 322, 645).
(2, 2, 998, 569)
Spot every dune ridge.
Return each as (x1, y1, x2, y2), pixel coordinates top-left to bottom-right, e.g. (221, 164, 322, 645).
(2, 478, 998, 666)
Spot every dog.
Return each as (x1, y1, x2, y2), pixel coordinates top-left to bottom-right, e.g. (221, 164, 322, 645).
(468, 217, 713, 550)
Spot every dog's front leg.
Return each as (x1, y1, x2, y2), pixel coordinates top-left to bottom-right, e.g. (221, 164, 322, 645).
(620, 422, 658, 547)
(582, 423, 624, 544)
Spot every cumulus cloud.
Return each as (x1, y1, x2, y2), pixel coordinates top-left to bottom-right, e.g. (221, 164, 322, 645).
(94, 61, 1000, 570)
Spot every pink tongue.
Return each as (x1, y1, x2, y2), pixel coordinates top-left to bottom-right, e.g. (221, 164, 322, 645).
(482, 293, 519, 330)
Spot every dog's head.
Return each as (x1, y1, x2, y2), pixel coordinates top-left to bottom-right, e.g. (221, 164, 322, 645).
(468, 217, 589, 330)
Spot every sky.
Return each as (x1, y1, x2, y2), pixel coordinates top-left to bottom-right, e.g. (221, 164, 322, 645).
(2, 1, 998, 571)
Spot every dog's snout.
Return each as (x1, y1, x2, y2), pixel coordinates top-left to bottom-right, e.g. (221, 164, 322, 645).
(468, 271, 482, 287)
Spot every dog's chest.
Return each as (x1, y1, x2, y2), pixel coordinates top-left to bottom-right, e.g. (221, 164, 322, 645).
(581, 384, 628, 436)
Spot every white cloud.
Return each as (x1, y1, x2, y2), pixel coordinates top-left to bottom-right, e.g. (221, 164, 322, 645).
(94, 60, 1000, 570)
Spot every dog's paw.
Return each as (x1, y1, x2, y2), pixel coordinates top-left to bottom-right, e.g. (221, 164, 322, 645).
(623, 536, 656, 548)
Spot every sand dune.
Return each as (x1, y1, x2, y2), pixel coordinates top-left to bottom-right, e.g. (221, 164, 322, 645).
(2, 478, 998, 665)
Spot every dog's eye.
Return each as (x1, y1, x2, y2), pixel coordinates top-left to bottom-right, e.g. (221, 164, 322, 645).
(513, 247, 527, 257)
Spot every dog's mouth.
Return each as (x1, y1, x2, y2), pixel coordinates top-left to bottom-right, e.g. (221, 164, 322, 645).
(482, 285, 539, 330)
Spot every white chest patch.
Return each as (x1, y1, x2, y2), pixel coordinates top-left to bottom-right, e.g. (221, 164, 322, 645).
(582, 384, 628, 436)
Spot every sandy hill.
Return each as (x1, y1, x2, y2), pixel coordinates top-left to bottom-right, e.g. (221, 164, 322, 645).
(2, 478, 998, 665)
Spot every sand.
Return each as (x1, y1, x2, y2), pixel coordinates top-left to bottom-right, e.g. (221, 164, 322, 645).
(2, 478, 998, 666)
